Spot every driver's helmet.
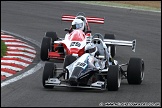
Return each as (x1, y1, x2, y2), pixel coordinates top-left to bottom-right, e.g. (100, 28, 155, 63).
(71, 19, 84, 31)
(85, 43, 97, 56)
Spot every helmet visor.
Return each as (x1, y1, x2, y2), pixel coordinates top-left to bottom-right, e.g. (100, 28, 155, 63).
(86, 47, 96, 53)
(72, 23, 83, 29)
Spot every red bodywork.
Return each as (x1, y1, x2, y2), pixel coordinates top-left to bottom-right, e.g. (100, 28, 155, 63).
(48, 14, 104, 60)
(48, 30, 86, 60)
(65, 30, 86, 56)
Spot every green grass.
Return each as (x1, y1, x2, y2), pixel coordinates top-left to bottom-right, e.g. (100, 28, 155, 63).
(1, 40, 7, 58)
(68, 1, 161, 12)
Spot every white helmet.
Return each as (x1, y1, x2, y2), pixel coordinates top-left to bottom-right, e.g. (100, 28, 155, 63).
(72, 19, 84, 31)
(85, 43, 97, 56)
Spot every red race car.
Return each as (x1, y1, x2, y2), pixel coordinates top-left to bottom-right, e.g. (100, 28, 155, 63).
(40, 12, 104, 61)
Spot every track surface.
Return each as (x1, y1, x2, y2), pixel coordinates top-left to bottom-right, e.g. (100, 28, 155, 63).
(1, 1, 161, 107)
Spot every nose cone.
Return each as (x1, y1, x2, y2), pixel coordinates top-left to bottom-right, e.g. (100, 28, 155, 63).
(69, 76, 78, 86)
(69, 48, 79, 54)
(70, 30, 85, 41)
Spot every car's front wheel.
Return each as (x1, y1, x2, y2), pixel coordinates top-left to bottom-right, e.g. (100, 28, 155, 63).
(40, 37, 52, 61)
(42, 62, 56, 89)
(107, 65, 121, 91)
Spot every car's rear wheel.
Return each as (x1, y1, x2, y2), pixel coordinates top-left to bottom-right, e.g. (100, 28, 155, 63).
(40, 37, 52, 61)
(45, 31, 58, 42)
(104, 34, 116, 58)
(107, 65, 121, 91)
(127, 58, 144, 84)
(42, 62, 56, 89)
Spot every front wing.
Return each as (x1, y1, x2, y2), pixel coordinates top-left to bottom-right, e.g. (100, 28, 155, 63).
(45, 78, 106, 90)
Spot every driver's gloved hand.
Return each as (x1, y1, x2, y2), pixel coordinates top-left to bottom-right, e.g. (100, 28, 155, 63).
(95, 51, 100, 57)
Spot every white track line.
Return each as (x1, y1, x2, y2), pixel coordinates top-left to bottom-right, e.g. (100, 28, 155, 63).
(1, 65, 22, 71)
(1, 38, 21, 40)
(1, 38, 26, 43)
(1, 35, 14, 38)
(1, 72, 13, 77)
(1, 60, 29, 67)
(7, 51, 36, 58)
(5, 42, 34, 49)
(7, 47, 36, 53)
(3, 56, 33, 62)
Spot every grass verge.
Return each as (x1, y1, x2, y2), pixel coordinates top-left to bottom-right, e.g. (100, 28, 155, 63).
(69, 1, 161, 12)
(1, 40, 7, 58)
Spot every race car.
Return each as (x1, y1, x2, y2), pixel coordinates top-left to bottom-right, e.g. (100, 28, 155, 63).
(42, 33, 144, 91)
(40, 12, 111, 61)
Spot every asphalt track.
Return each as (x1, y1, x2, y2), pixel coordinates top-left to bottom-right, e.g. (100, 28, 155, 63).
(1, 1, 161, 107)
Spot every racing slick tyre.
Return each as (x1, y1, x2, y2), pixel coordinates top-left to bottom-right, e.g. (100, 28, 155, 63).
(127, 58, 144, 84)
(104, 34, 116, 58)
(45, 32, 59, 52)
(40, 37, 52, 61)
(107, 65, 121, 91)
(63, 55, 77, 79)
(42, 62, 56, 89)
(45, 31, 58, 42)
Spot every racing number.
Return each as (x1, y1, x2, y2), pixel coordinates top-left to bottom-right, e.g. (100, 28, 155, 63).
(76, 62, 87, 68)
(70, 42, 81, 47)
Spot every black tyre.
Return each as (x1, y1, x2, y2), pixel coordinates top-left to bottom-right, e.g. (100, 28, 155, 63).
(45, 32, 58, 42)
(63, 55, 77, 79)
(127, 58, 144, 84)
(107, 65, 121, 91)
(104, 34, 116, 58)
(40, 37, 52, 61)
(42, 62, 56, 89)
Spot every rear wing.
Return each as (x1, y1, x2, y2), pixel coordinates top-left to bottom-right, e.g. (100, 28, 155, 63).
(103, 39, 136, 52)
(62, 15, 104, 24)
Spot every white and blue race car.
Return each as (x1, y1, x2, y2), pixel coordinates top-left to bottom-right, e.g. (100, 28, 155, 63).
(42, 33, 144, 91)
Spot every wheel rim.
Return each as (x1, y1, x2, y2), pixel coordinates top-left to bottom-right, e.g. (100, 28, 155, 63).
(118, 71, 121, 88)
(141, 61, 144, 81)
